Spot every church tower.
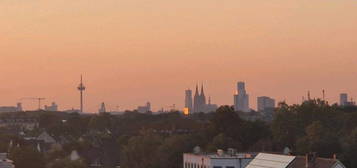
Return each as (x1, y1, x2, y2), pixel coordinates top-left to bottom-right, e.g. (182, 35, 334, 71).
(193, 84, 200, 113)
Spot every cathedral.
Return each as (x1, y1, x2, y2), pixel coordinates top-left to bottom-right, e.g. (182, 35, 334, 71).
(185, 84, 218, 114)
(193, 85, 206, 113)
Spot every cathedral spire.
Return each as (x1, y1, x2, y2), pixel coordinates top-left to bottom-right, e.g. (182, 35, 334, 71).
(200, 84, 205, 97)
(195, 84, 199, 96)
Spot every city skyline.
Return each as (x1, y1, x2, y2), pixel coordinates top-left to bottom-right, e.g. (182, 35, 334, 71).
(1, 0, 357, 112)
(0, 78, 356, 112)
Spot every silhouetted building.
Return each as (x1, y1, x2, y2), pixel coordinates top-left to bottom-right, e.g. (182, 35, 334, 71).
(234, 82, 250, 112)
(99, 102, 106, 113)
(0, 103, 22, 113)
(137, 102, 151, 113)
(204, 97, 218, 112)
(257, 96, 275, 111)
(193, 85, 218, 113)
(340, 93, 348, 106)
(185, 89, 193, 114)
(340, 93, 355, 106)
(44, 102, 58, 111)
(193, 85, 205, 113)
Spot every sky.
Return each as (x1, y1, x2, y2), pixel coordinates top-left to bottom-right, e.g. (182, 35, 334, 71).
(0, 0, 357, 112)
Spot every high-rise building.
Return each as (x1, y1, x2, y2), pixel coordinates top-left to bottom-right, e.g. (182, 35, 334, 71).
(185, 89, 193, 114)
(234, 82, 250, 112)
(257, 96, 275, 112)
(340, 93, 348, 106)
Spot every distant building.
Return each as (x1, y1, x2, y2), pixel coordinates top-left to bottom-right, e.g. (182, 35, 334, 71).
(137, 102, 151, 113)
(44, 102, 58, 111)
(63, 108, 80, 113)
(98, 102, 106, 113)
(257, 96, 275, 112)
(0, 103, 22, 113)
(185, 89, 193, 114)
(245, 153, 346, 168)
(0, 117, 38, 130)
(234, 82, 250, 112)
(340, 93, 348, 106)
(192, 85, 218, 113)
(184, 149, 255, 168)
(193, 85, 206, 113)
(205, 97, 218, 112)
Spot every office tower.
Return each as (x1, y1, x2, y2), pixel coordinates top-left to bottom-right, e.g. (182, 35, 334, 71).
(340, 93, 348, 106)
(234, 81, 250, 112)
(185, 89, 193, 114)
(99, 102, 106, 113)
(257, 96, 275, 111)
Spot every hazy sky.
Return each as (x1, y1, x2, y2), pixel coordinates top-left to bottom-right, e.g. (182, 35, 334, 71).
(1, 0, 357, 112)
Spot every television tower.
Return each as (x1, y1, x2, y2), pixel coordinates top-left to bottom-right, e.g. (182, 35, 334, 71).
(77, 75, 86, 113)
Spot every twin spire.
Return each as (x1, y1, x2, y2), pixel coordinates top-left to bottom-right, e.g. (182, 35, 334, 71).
(195, 84, 205, 97)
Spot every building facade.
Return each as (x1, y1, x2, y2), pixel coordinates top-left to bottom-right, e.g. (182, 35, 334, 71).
(185, 89, 193, 114)
(184, 149, 255, 168)
(234, 82, 250, 112)
(257, 96, 275, 112)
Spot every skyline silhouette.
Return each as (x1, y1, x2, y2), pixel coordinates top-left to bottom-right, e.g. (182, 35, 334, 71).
(1, 0, 357, 112)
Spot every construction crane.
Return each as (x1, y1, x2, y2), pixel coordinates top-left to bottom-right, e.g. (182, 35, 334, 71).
(20, 97, 46, 110)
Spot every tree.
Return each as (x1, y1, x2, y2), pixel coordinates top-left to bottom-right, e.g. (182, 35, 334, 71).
(47, 158, 86, 168)
(120, 131, 163, 168)
(9, 146, 45, 168)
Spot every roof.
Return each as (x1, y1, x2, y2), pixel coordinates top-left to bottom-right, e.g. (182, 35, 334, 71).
(288, 156, 344, 168)
(37, 132, 56, 144)
(245, 153, 296, 168)
(184, 152, 256, 159)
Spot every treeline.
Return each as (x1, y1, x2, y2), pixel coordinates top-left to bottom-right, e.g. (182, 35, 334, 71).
(1, 100, 357, 167)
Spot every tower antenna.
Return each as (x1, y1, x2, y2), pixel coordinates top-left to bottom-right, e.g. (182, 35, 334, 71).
(77, 75, 86, 113)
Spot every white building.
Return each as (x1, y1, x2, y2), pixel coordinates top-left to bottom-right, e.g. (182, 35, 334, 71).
(257, 96, 275, 112)
(0, 103, 22, 113)
(234, 82, 250, 112)
(44, 102, 58, 111)
(184, 149, 255, 168)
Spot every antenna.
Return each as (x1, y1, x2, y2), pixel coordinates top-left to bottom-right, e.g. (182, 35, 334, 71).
(307, 91, 311, 100)
(322, 89, 325, 101)
(77, 75, 86, 113)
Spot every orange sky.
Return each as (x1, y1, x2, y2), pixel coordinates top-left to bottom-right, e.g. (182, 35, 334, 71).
(1, 0, 357, 112)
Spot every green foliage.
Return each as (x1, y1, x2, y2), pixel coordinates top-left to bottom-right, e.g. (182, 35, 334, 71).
(9, 146, 45, 168)
(47, 158, 86, 168)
